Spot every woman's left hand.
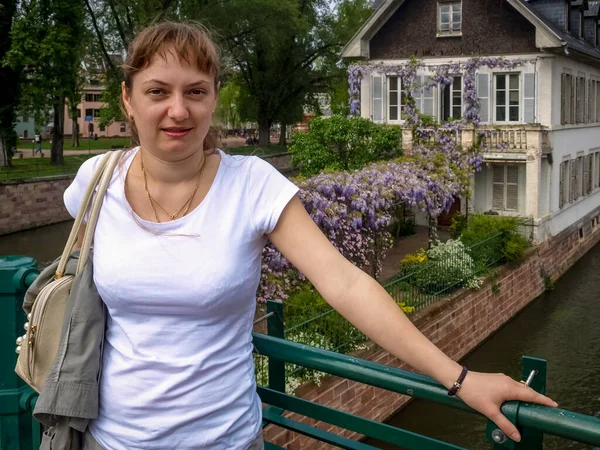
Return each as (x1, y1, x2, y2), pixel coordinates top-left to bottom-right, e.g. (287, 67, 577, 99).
(457, 371, 558, 442)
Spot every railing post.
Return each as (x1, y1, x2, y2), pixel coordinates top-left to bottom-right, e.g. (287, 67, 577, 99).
(486, 356, 547, 449)
(266, 300, 286, 394)
(0, 256, 40, 450)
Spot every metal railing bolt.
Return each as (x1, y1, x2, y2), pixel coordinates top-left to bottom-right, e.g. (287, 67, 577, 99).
(491, 429, 509, 444)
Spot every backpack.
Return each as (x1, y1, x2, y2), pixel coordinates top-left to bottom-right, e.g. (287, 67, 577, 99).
(15, 150, 123, 392)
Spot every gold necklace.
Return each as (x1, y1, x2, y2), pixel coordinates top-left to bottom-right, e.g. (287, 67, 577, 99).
(140, 154, 205, 223)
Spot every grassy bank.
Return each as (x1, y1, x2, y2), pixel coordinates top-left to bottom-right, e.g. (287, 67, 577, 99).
(2, 145, 289, 181)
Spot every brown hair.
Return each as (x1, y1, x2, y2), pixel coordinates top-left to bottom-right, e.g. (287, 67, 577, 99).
(121, 21, 221, 150)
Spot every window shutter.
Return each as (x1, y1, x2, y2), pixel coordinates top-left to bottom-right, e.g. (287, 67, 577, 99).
(559, 162, 565, 208)
(588, 155, 592, 194)
(561, 73, 566, 124)
(570, 159, 576, 202)
(506, 165, 519, 211)
(422, 78, 435, 117)
(372, 74, 384, 122)
(583, 155, 589, 195)
(523, 73, 535, 124)
(587, 79, 592, 123)
(415, 75, 424, 113)
(571, 76, 576, 124)
(477, 73, 490, 124)
(596, 153, 600, 188)
(492, 165, 505, 210)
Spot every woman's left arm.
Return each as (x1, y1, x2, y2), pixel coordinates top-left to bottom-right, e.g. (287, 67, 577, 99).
(268, 196, 557, 443)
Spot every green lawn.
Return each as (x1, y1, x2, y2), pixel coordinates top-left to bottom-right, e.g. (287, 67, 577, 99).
(2, 145, 289, 181)
(17, 137, 131, 151)
(0, 155, 98, 181)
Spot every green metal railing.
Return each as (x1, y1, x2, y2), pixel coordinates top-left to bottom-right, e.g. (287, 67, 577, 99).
(6, 256, 599, 450)
(0, 256, 42, 450)
(254, 326, 600, 449)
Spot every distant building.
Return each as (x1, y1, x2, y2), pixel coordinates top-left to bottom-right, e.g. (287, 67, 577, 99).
(14, 115, 35, 140)
(63, 67, 130, 138)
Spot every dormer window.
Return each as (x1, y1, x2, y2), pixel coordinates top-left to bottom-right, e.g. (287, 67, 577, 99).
(438, 1, 462, 37)
(579, 11, 584, 38)
(566, 3, 572, 32)
(596, 23, 599, 47)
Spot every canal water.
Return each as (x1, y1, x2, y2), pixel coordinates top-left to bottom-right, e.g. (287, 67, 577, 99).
(366, 242, 600, 449)
(0, 221, 73, 268)
(1, 224, 599, 449)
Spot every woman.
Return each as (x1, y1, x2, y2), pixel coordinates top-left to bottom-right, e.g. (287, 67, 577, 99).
(65, 21, 557, 450)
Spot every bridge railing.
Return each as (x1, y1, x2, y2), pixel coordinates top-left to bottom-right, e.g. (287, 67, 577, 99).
(3, 256, 600, 450)
(255, 301, 600, 449)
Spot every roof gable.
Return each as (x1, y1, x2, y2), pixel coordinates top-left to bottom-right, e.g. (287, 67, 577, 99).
(342, 0, 600, 65)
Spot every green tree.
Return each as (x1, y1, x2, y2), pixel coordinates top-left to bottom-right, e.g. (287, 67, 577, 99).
(0, 0, 20, 167)
(215, 82, 241, 129)
(7, 0, 87, 165)
(84, 0, 374, 147)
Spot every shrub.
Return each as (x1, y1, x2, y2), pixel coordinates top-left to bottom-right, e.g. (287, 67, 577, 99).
(289, 115, 401, 177)
(449, 212, 468, 239)
(399, 240, 482, 295)
(458, 214, 529, 265)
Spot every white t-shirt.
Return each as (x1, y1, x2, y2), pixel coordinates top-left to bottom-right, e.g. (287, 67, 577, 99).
(63, 148, 299, 449)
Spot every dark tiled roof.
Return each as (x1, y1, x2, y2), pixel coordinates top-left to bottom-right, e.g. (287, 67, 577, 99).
(585, 1, 600, 16)
(517, 0, 600, 59)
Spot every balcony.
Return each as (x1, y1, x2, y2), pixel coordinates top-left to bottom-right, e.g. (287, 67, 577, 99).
(402, 124, 551, 157)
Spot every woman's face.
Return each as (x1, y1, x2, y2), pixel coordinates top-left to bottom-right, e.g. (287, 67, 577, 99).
(122, 48, 218, 159)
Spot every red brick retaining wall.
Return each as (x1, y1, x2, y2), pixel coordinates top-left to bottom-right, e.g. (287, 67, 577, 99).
(265, 210, 600, 449)
(0, 176, 74, 236)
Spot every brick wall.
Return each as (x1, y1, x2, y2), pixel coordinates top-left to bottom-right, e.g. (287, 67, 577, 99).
(0, 176, 74, 236)
(264, 208, 600, 449)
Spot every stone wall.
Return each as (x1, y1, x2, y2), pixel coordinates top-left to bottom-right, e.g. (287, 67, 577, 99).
(0, 176, 74, 236)
(0, 153, 293, 236)
(264, 207, 600, 449)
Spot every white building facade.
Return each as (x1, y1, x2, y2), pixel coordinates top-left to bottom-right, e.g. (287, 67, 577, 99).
(343, 0, 600, 243)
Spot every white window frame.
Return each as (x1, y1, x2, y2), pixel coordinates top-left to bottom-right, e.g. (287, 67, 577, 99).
(494, 73, 521, 124)
(387, 75, 404, 123)
(437, 2, 462, 37)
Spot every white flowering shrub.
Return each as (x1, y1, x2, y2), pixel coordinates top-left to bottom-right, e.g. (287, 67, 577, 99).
(408, 239, 482, 294)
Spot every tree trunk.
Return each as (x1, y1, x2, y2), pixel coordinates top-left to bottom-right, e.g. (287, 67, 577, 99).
(72, 120, 79, 147)
(51, 99, 65, 165)
(258, 118, 271, 146)
(278, 123, 286, 146)
(0, 137, 8, 168)
(258, 106, 273, 146)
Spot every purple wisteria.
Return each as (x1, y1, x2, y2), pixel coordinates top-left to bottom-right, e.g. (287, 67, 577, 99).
(257, 157, 463, 302)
